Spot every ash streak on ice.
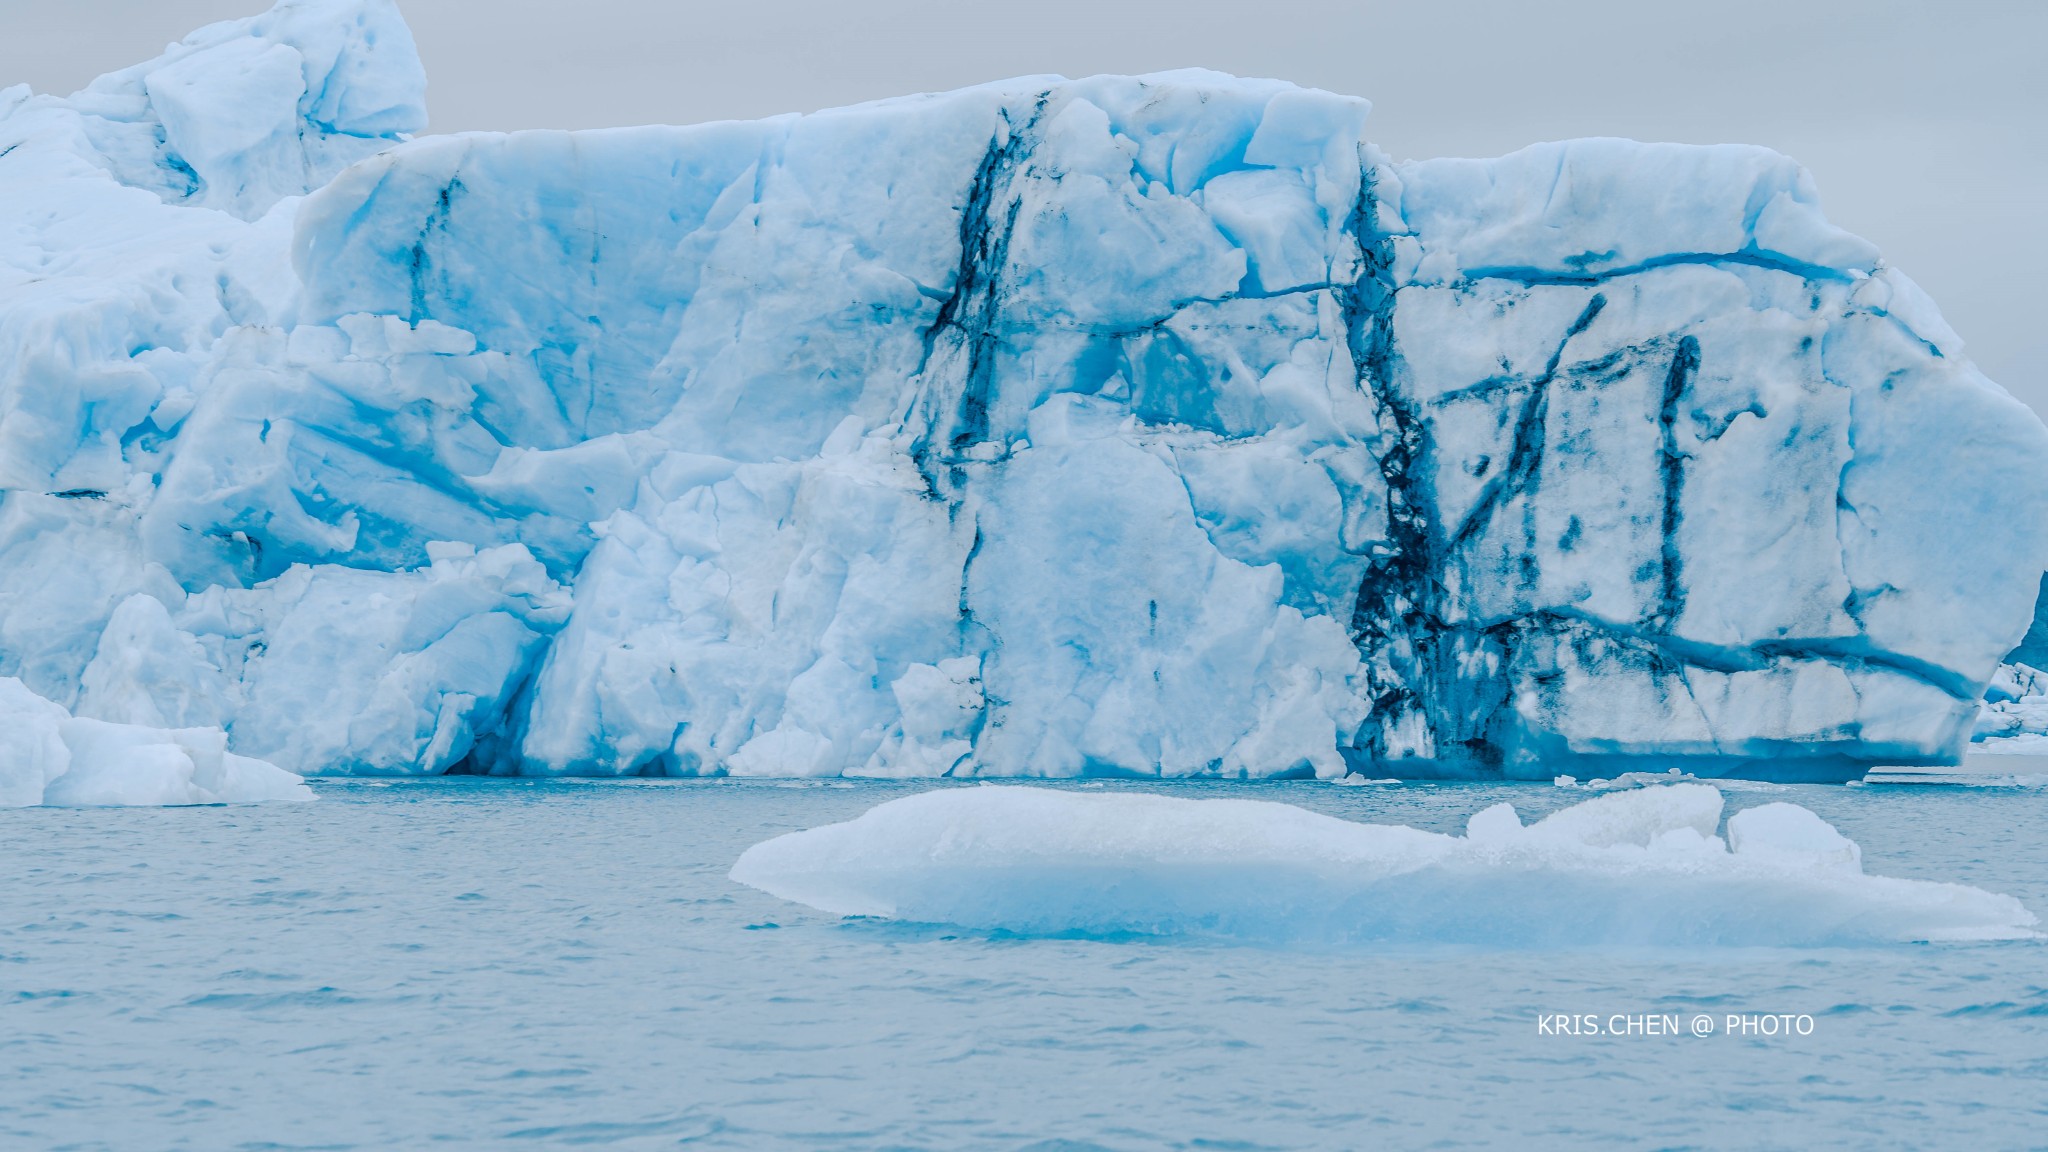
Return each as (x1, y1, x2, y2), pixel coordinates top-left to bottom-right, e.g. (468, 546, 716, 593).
(730, 785, 2039, 946)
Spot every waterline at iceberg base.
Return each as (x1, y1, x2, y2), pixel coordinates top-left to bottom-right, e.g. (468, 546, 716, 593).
(4, 0, 2046, 791)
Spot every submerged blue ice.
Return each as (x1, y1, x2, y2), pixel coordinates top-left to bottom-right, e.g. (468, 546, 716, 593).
(2, 0, 2045, 797)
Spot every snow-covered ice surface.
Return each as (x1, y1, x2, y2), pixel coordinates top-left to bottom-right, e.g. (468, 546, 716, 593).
(4, 0, 2046, 784)
(4, 780, 2046, 1148)
(731, 784, 2036, 945)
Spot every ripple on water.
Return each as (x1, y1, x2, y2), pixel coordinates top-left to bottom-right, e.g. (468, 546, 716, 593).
(0, 778, 2041, 1149)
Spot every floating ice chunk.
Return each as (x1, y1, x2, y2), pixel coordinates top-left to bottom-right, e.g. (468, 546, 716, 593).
(42, 720, 307, 807)
(1463, 802, 1523, 842)
(1557, 769, 1789, 794)
(0, 676, 309, 807)
(1525, 782, 1722, 848)
(1726, 802, 1861, 870)
(730, 785, 2037, 946)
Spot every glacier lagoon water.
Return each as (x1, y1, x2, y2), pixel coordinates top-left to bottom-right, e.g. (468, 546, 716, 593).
(3, 780, 2044, 1150)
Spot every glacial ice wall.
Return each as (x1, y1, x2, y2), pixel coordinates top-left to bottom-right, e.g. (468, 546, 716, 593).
(3, 0, 2045, 781)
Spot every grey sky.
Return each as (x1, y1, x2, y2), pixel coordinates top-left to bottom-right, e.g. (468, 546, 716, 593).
(7, 0, 2044, 416)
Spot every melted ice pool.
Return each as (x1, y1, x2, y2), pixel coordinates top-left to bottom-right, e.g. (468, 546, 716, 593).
(3, 778, 2045, 1148)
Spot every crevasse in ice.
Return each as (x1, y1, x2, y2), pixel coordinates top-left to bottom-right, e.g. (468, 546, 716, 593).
(3, 0, 2045, 784)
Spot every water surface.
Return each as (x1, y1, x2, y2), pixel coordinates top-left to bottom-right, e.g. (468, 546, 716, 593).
(3, 779, 2043, 1150)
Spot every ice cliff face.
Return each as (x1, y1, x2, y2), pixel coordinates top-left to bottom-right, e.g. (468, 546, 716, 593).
(3, 0, 2044, 782)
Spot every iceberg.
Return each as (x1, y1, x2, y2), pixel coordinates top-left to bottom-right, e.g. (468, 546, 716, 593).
(0, 676, 310, 806)
(2, 0, 2044, 781)
(729, 785, 2039, 946)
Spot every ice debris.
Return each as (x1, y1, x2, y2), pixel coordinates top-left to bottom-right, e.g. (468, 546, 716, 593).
(729, 785, 2039, 946)
(2, 0, 2046, 782)
(1554, 768, 1788, 793)
(1972, 661, 2048, 754)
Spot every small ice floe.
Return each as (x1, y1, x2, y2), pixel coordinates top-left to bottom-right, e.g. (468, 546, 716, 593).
(1329, 775, 1402, 786)
(729, 785, 2038, 947)
(1862, 767, 2048, 788)
(1555, 768, 1786, 793)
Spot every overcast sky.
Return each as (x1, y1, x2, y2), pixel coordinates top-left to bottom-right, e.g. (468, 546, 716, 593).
(6, 0, 2044, 415)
